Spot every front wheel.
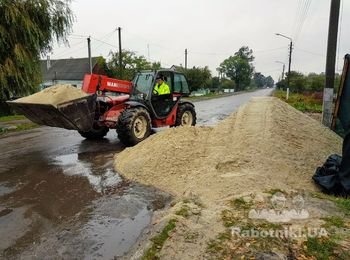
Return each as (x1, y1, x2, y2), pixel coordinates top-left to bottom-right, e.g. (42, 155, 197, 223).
(175, 103, 197, 127)
(78, 124, 109, 139)
(116, 107, 151, 146)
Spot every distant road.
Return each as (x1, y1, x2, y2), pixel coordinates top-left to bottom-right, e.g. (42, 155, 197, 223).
(194, 88, 273, 125)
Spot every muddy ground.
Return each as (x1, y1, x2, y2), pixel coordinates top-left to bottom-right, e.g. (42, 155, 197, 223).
(0, 89, 272, 259)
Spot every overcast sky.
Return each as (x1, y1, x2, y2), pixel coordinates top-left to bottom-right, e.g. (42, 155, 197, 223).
(50, 0, 350, 81)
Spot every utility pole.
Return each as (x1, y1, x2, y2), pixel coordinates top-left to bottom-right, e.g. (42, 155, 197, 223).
(87, 36, 92, 74)
(275, 33, 293, 87)
(288, 41, 293, 87)
(322, 0, 341, 127)
(118, 27, 123, 78)
(275, 61, 285, 80)
(185, 48, 188, 70)
(147, 44, 150, 61)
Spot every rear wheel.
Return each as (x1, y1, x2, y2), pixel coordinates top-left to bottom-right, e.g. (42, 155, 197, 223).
(78, 123, 109, 139)
(116, 107, 151, 146)
(175, 103, 196, 127)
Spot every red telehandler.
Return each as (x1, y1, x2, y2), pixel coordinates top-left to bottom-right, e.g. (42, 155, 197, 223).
(9, 70, 196, 146)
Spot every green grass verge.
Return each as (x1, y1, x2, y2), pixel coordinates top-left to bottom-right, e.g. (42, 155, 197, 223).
(312, 192, 350, 215)
(229, 197, 253, 210)
(273, 90, 322, 113)
(142, 219, 177, 260)
(322, 216, 345, 229)
(0, 123, 38, 135)
(305, 237, 338, 260)
(175, 205, 191, 218)
(0, 115, 26, 122)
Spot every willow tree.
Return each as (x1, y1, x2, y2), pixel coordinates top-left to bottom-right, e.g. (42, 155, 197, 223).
(0, 0, 74, 100)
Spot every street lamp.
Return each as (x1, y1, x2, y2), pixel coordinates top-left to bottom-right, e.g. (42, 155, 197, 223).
(275, 33, 293, 88)
(275, 61, 285, 81)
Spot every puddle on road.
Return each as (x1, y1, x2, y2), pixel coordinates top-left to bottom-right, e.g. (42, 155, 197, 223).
(197, 113, 229, 126)
(0, 148, 171, 259)
(0, 182, 15, 196)
(53, 153, 122, 193)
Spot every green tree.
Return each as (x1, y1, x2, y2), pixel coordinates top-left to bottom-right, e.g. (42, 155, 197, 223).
(287, 71, 306, 93)
(265, 76, 274, 88)
(0, 0, 74, 99)
(218, 46, 254, 91)
(211, 76, 220, 89)
(108, 50, 160, 80)
(276, 79, 287, 90)
(220, 79, 236, 89)
(253, 72, 266, 88)
(235, 46, 254, 63)
(178, 66, 212, 91)
(305, 73, 323, 92)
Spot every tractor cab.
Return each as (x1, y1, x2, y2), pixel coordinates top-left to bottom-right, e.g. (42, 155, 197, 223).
(131, 70, 190, 118)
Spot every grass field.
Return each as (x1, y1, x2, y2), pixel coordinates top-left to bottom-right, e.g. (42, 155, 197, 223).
(273, 90, 322, 113)
(0, 115, 26, 122)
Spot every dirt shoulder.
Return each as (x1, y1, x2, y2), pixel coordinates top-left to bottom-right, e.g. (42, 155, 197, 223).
(115, 97, 349, 259)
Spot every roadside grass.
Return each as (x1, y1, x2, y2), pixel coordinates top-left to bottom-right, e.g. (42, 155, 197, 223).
(183, 88, 259, 102)
(0, 123, 38, 135)
(304, 236, 339, 260)
(322, 216, 345, 229)
(311, 192, 350, 215)
(208, 194, 350, 259)
(0, 115, 26, 122)
(142, 219, 177, 260)
(207, 221, 291, 258)
(230, 197, 250, 209)
(273, 90, 322, 113)
(265, 188, 287, 195)
(175, 205, 191, 218)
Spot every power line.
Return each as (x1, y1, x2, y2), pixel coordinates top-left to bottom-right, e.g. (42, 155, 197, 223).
(53, 39, 87, 58)
(91, 37, 118, 49)
(294, 0, 312, 43)
(189, 47, 287, 57)
(292, 0, 303, 37)
(69, 33, 87, 38)
(294, 48, 325, 57)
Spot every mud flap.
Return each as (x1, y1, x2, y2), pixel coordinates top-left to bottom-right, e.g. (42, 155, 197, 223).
(7, 94, 96, 132)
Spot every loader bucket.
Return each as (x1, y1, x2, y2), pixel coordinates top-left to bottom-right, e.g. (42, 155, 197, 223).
(7, 94, 97, 132)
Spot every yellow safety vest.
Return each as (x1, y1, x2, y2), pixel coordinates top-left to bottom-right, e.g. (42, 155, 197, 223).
(153, 82, 170, 95)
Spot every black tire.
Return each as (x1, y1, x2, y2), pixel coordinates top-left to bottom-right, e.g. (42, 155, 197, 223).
(78, 124, 109, 139)
(116, 107, 151, 146)
(175, 103, 196, 127)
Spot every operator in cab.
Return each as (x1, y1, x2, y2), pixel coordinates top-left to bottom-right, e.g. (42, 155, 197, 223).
(153, 75, 170, 96)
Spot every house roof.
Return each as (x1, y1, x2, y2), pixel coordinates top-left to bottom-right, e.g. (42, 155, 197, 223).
(170, 65, 183, 71)
(40, 57, 100, 81)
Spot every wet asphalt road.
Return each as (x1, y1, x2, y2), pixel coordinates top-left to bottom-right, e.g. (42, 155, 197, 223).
(0, 88, 272, 259)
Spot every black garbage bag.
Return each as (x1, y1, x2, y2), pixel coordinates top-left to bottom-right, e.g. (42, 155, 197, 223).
(313, 132, 350, 196)
(312, 154, 344, 194)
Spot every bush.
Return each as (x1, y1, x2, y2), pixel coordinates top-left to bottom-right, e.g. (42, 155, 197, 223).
(273, 90, 322, 113)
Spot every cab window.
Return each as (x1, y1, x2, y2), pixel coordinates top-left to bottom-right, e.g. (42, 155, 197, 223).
(174, 74, 190, 94)
(174, 74, 182, 93)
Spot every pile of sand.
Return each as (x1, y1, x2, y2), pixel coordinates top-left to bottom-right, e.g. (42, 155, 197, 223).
(14, 84, 88, 107)
(114, 97, 342, 204)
